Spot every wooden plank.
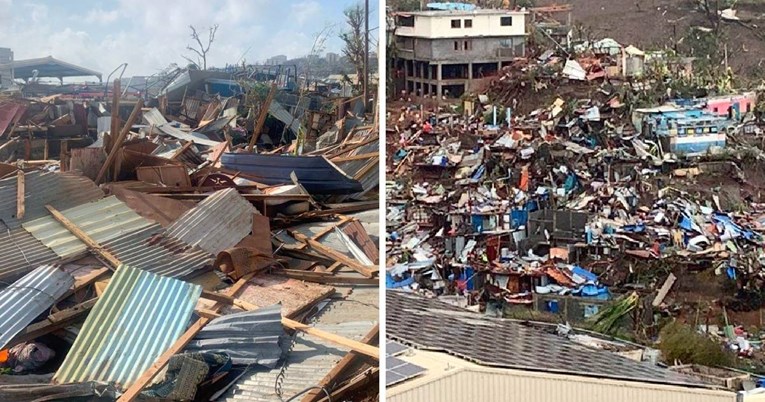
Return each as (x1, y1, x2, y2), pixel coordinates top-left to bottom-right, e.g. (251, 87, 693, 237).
(117, 272, 257, 402)
(45, 205, 121, 267)
(59, 267, 110, 300)
(169, 141, 193, 160)
(302, 324, 378, 402)
(294, 216, 353, 250)
(315, 368, 378, 402)
(292, 232, 377, 278)
(276, 269, 378, 285)
(330, 152, 379, 163)
(155, 193, 311, 202)
(247, 82, 277, 152)
(59, 140, 69, 172)
(207, 295, 379, 360)
(652, 273, 677, 307)
(16, 170, 24, 219)
(95, 98, 144, 184)
(8, 298, 98, 347)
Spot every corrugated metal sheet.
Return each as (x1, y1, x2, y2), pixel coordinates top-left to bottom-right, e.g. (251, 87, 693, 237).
(102, 224, 212, 278)
(0, 220, 61, 283)
(222, 321, 374, 402)
(22, 195, 212, 279)
(0, 171, 103, 228)
(331, 138, 379, 202)
(165, 188, 255, 255)
(222, 279, 378, 401)
(0, 264, 74, 349)
(388, 367, 736, 402)
(185, 304, 285, 366)
(22, 196, 153, 259)
(53, 264, 202, 389)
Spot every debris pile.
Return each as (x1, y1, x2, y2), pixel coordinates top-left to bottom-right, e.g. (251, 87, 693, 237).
(0, 68, 379, 401)
(386, 33, 765, 373)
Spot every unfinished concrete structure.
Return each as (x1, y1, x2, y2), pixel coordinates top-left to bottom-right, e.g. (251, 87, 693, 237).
(392, 9, 528, 98)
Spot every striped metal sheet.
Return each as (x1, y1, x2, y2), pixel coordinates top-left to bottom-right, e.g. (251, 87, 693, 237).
(102, 224, 213, 279)
(222, 285, 378, 401)
(53, 264, 202, 389)
(330, 138, 379, 202)
(165, 188, 256, 255)
(185, 304, 285, 366)
(0, 264, 74, 349)
(0, 220, 61, 283)
(22, 196, 154, 259)
(0, 171, 103, 228)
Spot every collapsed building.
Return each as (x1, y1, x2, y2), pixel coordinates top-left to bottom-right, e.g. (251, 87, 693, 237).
(0, 56, 380, 401)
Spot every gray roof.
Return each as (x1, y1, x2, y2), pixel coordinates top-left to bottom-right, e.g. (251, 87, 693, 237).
(0, 264, 74, 349)
(386, 291, 715, 389)
(0, 171, 104, 229)
(0, 221, 60, 283)
(9, 56, 102, 79)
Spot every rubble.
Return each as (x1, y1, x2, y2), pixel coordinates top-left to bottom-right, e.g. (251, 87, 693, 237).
(386, 24, 765, 390)
(0, 52, 379, 400)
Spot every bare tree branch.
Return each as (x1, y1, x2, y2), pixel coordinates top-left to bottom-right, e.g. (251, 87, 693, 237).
(184, 24, 219, 70)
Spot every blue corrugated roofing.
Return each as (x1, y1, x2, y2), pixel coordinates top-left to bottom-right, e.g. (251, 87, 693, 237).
(53, 264, 201, 390)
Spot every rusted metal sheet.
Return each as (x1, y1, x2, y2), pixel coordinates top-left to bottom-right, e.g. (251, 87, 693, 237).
(0, 102, 27, 136)
(68, 147, 105, 181)
(165, 188, 256, 255)
(342, 220, 379, 264)
(0, 264, 74, 349)
(136, 165, 191, 187)
(53, 264, 201, 389)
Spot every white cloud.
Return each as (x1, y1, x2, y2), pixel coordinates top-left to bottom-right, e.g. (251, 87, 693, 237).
(0, 0, 348, 78)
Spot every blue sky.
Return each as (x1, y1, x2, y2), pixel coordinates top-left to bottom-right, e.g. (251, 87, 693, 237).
(0, 0, 378, 78)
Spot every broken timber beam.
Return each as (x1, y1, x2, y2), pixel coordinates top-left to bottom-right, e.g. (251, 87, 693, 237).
(276, 269, 378, 285)
(301, 324, 379, 402)
(45, 205, 121, 267)
(95, 98, 144, 184)
(8, 298, 98, 347)
(652, 273, 677, 307)
(16, 170, 24, 219)
(246, 81, 277, 152)
(200, 293, 379, 360)
(292, 232, 377, 278)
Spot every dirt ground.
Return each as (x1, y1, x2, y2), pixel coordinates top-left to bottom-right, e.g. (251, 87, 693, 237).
(536, 0, 765, 78)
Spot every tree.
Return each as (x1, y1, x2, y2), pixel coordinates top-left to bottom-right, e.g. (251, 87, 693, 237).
(183, 24, 219, 70)
(340, 4, 365, 84)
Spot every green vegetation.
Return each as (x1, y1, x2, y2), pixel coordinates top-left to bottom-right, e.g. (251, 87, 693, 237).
(658, 321, 733, 366)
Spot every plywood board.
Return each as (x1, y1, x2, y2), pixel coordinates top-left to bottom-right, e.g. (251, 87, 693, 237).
(236, 274, 335, 317)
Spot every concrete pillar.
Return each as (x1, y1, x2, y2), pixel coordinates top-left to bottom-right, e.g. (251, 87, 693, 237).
(436, 63, 443, 97)
(467, 63, 473, 93)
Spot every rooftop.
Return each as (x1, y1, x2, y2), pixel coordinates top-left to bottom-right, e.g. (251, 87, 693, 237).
(6, 56, 101, 80)
(397, 8, 529, 17)
(386, 291, 718, 390)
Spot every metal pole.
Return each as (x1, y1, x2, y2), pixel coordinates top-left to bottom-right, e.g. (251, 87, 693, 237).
(364, 0, 369, 112)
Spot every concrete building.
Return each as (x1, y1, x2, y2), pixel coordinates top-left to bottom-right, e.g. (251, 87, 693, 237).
(266, 55, 288, 66)
(386, 291, 738, 402)
(0, 47, 14, 88)
(325, 52, 340, 64)
(392, 9, 528, 98)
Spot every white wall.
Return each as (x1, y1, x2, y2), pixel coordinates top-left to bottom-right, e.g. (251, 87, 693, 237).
(397, 12, 526, 39)
(389, 367, 736, 402)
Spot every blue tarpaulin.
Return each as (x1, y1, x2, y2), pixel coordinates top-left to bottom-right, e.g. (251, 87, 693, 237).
(510, 209, 528, 229)
(471, 214, 483, 233)
(386, 272, 415, 288)
(571, 266, 598, 283)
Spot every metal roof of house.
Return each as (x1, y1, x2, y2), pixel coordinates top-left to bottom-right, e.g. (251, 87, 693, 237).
(0, 221, 61, 283)
(0, 264, 74, 349)
(185, 304, 286, 367)
(165, 188, 256, 255)
(22, 196, 153, 258)
(102, 224, 213, 278)
(22, 196, 213, 279)
(0, 171, 103, 229)
(331, 137, 379, 202)
(386, 291, 714, 389)
(53, 264, 201, 390)
(9, 56, 102, 80)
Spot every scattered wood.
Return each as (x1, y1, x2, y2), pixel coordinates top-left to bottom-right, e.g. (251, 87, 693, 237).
(8, 298, 98, 348)
(16, 170, 24, 219)
(95, 98, 144, 184)
(652, 273, 677, 307)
